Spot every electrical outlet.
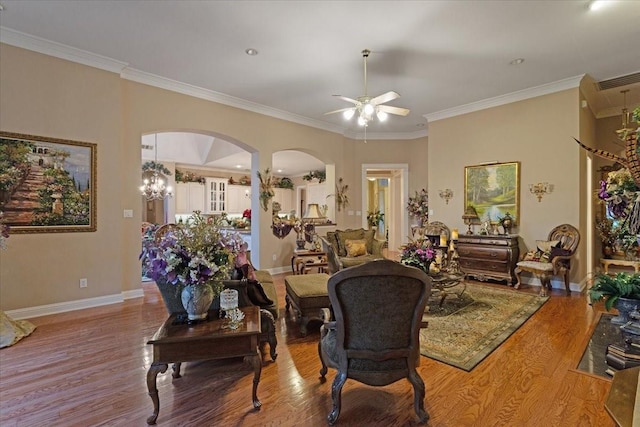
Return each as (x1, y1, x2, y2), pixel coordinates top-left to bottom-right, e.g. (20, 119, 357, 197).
(79, 278, 88, 288)
(123, 209, 133, 218)
(272, 254, 277, 261)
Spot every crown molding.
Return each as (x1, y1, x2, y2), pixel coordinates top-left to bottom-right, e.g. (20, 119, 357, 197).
(424, 75, 585, 123)
(0, 26, 128, 73)
(343, 128, 429, 141)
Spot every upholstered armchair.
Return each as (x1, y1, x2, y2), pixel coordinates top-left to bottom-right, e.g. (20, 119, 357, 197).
(318, 259, 432, 424)
(514, 224, 580, 296)
(320, 228, 386, 274)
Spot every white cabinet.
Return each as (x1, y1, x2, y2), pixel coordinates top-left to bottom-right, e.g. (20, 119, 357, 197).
(273, 188, 294, 214)
(205, 178, 227, 214)
(175, 182, 205, 214)
(227, 185, 251, 214)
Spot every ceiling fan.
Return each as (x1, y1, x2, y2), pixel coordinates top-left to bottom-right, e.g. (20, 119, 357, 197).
(325, 49, 410, 128)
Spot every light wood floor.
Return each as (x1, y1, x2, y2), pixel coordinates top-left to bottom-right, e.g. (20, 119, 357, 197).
(0, 274, 614, 427)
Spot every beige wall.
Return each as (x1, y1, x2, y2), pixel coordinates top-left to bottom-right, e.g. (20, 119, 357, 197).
(1, 43, 600, 312)
(0, 44, 422, 311)
(428, 89, 585, 284)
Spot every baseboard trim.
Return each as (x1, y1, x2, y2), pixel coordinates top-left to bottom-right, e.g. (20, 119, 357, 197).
(517, 276, 585, 292)
(5, 289, 144, 320)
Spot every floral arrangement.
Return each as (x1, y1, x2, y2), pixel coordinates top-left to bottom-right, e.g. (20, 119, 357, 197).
(595, 217, 622, 249)
(142, 161, 172, 176)
(242, 209, 251, 221)
(407, 189, 429, 224)
(175, 169, 204, 183)
(598, 167, 640, 219)
(0, 211, 9, 250)
(366, 209, 384, 228)
(140, 211, 244, 295)
(399, 237, 435, 273)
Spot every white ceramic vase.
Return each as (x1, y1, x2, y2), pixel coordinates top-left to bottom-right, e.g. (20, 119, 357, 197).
(181, 284, 215, 321)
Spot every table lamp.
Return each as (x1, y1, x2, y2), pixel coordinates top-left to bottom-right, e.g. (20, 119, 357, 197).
(462, 206, 480, 235)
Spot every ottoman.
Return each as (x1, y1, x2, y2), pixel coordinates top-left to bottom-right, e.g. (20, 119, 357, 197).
(285, 273, 330, 336)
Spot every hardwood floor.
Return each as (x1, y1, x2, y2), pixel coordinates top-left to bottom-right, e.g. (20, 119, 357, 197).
(0, 274, 615, 427)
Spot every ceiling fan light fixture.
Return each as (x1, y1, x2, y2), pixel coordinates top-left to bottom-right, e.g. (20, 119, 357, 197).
(376, 110, 388, 122)
(363, 102, 375, 115)
(357, 116, 367, 126)
(343, 109, 355, 120)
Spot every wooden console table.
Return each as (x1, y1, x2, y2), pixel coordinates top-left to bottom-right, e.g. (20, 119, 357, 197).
(457, 234, 520, 285)
(601, 258, 640, 275)
(145, 306, 262, 424)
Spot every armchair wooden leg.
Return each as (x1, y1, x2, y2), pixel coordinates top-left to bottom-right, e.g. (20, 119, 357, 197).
(408, 369, 429, 423)
(328, 372, 347, 425)
(514, 267, 523, 290)
(563, 272, 571, 295)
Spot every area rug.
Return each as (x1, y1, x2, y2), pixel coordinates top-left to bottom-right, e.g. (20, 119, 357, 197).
(420, 283, 548, 371)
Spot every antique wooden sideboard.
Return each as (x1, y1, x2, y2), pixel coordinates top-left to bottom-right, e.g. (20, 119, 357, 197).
(456, 234, 520, 285)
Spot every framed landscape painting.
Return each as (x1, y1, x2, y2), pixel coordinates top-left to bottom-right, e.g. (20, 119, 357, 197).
(0, 131, 97, 233)
(464, 161, 520, 225)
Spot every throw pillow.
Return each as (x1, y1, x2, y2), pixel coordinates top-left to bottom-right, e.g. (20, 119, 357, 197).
(523, 250, 537, 261)
(337, 229, 366, 257)
(536, 240, 559, 253)
(345, 239, 367, 257)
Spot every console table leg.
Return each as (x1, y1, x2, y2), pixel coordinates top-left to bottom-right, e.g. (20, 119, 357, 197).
(146, 362, 168, 425)
(244, 349, 262, 409)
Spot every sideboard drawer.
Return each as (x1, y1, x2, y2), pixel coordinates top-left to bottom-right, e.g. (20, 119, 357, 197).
(457, 245, 509, 261)
(460, 258, 507, 273)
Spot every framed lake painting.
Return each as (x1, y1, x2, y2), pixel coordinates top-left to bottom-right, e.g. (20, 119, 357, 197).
(0, 131, 97, 233)
(464, 161, 520, 225)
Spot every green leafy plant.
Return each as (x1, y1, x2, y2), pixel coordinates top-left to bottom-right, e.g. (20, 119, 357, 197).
(276, 177, 294, 189)
(589, 272, 640, 311)
(142, 161, 172, 176)
(302, 170, 326, 183)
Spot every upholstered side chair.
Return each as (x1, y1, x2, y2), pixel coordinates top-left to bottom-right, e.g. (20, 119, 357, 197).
(318, 259, 432, 425)
(514, 223, 580, 296)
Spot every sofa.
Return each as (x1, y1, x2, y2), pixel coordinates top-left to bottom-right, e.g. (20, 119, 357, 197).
(321, 228, 386, 274)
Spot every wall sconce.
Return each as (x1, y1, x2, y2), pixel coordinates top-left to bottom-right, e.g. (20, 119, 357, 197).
(439, 189, 453, 204)
(529, 182, 552, 202)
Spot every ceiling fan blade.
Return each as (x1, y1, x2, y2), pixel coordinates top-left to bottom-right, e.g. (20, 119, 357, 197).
(324, 107, 356, 116)
(369, 91, 400, 106)
(332, 95, 360, 105)
(378, 105, 410, 116)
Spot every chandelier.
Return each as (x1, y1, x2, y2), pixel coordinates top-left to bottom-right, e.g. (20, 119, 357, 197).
(140, 134, 173, 200)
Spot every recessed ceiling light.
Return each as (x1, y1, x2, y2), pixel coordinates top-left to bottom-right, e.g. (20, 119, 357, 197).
(277, 169, 283, 173)
(235, 164, 242, 169)
(510, 58, 525, 65)
(588, 0, 612, 11)
(245, 48, 258, 56)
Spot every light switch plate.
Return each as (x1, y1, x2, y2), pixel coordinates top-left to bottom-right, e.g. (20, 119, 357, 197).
(123, 209, 133, 218)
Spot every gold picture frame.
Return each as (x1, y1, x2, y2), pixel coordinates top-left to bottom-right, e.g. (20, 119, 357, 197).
(0, 131, 97, 233)
(464, 161, 520, 225)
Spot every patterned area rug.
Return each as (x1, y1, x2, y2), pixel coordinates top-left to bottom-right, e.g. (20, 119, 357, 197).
(420, 283, 548, 371)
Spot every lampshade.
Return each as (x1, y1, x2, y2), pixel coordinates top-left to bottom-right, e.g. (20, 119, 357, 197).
(462, 206, 479, 221)
(304, 203, 324, 220)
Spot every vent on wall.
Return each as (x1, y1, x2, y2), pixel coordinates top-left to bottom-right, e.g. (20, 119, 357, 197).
(596, 72, 640, 91)
(141, 144, 154, 150)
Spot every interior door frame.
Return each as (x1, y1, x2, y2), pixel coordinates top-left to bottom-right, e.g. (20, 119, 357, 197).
(361, 163, 409, 252)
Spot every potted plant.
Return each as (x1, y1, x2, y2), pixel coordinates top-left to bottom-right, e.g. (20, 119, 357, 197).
(589, 272, 640, 324)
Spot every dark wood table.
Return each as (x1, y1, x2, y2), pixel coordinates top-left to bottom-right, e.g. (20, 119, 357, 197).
(146, 306, 262, 424)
